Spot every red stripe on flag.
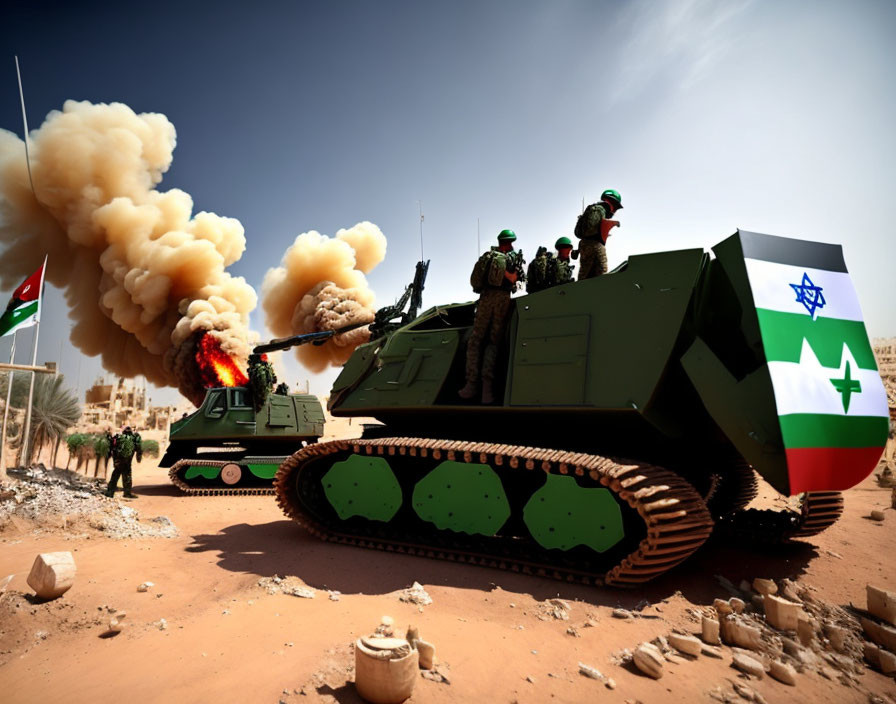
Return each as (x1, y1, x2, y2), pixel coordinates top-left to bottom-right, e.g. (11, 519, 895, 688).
(785, 446, 884, 494)
(11, 264, 44, 304)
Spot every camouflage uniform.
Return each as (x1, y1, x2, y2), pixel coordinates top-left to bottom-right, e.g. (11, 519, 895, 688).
(575, 202, 611, 280)
(105, 429, 142, 498)
(547, 256, 575, 287)
(461, 249, 524, 403)
(248, 355, 277, 411)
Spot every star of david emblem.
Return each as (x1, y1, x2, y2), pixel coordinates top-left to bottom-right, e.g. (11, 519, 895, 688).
(789, 273, 826, 318)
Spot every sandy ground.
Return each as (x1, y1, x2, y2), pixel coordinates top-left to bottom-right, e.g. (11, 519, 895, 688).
(1, 445, 895, 704)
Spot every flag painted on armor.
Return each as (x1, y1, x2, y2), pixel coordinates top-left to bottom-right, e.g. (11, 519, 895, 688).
(740, 232, 887, 494)
(0, 261, 45, 338)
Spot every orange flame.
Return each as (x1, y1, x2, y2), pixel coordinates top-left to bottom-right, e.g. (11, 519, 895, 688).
(195, 333, 249, 388)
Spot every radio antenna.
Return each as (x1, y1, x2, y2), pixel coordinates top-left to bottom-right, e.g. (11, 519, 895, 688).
(477, 217, 481, 255)
(417, 201, 424, 261)
(14, 56, 37, 199)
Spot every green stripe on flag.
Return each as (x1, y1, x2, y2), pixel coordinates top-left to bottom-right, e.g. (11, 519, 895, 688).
(756, 309, 877, 369)
(779, 414, 888, 449)
(0, 300, 39, 337)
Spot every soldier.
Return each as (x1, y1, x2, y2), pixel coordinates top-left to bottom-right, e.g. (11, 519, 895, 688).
(105, 426, 142, 499)
(274, 382, 290, 396)
(574, 189, 623, 280)
(547, 236, 575, 287)
(459, 229, 525, 404)
(248, 353, 276, 411)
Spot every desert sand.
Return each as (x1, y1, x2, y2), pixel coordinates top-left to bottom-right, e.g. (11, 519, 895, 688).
(1, 446, 895, 704)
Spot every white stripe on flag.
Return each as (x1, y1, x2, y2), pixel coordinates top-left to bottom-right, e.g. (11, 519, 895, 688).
(744, 258, 864, 322)
(766, 340, 888, 417)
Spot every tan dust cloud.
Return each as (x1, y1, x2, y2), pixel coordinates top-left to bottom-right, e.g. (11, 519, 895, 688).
(0, 100, 256, 405)
(261, 224, 387, 372)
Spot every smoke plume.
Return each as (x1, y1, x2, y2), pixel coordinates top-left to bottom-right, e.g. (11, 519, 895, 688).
(0, 100, 256, 405)
(262, 224, 387, 372)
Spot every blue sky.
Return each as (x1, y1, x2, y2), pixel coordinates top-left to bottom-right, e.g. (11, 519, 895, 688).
(1, 0, 894, 406)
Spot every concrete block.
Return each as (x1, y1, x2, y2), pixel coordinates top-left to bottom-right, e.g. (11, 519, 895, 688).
(764, 594, 802, 631)
(668, 633, 702, 656)
(720, 616, 763, 650)
(879, 649, 896, 675)
(731, 652, 765, 678)
(633, 643, 664, 679)
(753, 578, 777, 596)
(702, 616, 721, 645)
(862, 618, 896, 652)
(768, 660, 797, 685)
(867, 585, 896, 627)
(416, 640, 435, 670)
(26, 552, 75, 600)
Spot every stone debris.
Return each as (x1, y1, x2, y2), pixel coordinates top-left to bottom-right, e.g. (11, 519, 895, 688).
(257, 576, 315, 598)
(328, 591, 341, 602)
(612, 608, 633, 619)
(0, 467, 177, 539)
(731, 652, 765, 678)
(398, 582, 432, 606)
(417, 640, 435, 670)
(107, 610, 126, 634)
(566, 626, 580, 637)
(752, 579, 777, 596)
(730, 598, 746, 614)
(27, 552, 76, 600)
(862, 617, 896, 651)
(155, 618, 168, 631)
(714, 599, 734, 616)
(605, 678, 616, 689)
(824, 622, 847, 652)
(763, 594, 802, 631)
(668, 633, 702, 656)
(719, 616, 763, 651)
(732, 681, 766, 703)
(540, 598, 571, 621)
(703, 616, 722, 645)
(633, 643, 664, 679)
(137, 581, 154, 593)
(578, 662, 604, 681)
(768, 660, 797, 685)
(866, 585, 896, 626)
(870, 510, 886, 521)
(878, 648, 896, 675)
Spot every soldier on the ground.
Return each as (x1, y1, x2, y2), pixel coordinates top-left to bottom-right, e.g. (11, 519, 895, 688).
(105, 426, 142, 499)
(248, 353, 276, 410)
(574, 189, 623, 280)
(459, 229, 525, 404)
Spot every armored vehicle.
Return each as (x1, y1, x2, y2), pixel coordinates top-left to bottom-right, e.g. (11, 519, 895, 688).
(160, 386, 325, 494)
(273, 230, 888, 585)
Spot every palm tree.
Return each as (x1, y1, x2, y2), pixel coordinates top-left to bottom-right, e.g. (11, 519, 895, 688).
(24, 374, 81, 467)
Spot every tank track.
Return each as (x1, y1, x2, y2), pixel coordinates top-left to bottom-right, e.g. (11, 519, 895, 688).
(168, 459, 276, 496)
(274, 437, 715, 587)
(705, 461, 759, 518)
(716, 491, 844, 543)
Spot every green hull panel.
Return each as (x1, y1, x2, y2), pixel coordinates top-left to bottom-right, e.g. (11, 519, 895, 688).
(247, 463, 280, 479)
(322, 455, 402, 522)
(523, 474, 624, 552)
(412, 461, 511, 535)
(184, 465, 221, 480)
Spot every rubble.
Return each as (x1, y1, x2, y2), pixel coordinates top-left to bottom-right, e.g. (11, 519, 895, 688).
(107, 610, 126, 634)
(612, 608, 633, 619)
(731, 652, 765, 678)
(870, 510, 886, 521)
(763, 594, 802, 631)
(257, 576, 315, 598)
(703, 616, 722, 645)
(578, 662, 604, 680)
(866, 586, 896, 626)
(398, 582, 431, 606)
(719, 616, 763, 650)
(137, 581, 154, 593)
(768, 660, 797, 685)
(633, 643, 664, 679)
(27, 552, 76, 600)
(669, 633, 703, 656)
(752, 579, 777, 596)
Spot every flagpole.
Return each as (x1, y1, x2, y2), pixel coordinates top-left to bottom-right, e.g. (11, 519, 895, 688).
(21, 255, 47, 468)
(0, 332, 17, 471)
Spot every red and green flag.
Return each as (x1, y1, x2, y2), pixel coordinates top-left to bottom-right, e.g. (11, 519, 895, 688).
(0, 260, 45, 338)
(742, 235, 888, 493)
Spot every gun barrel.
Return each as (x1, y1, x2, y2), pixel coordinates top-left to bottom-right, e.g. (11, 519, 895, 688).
(252, 320, 369, 355)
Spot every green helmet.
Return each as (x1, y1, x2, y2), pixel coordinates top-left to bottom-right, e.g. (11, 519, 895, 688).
(555, 236, 572, 249)
(497, 229, 516, 242)
(601, 189, 623, 209)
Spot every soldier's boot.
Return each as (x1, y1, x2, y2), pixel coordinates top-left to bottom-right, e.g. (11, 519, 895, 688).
(123, 469, 136, 498)
(481, 378, 495, 405)
(458, 380, 478, 399)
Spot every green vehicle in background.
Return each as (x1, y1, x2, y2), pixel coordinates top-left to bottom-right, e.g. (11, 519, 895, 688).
(160, 386, 325, 494)
(273, 230, 888, 586)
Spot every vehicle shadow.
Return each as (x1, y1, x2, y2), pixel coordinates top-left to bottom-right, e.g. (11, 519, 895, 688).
(186, 520, 819, 607)
(131, 483, 184, 498)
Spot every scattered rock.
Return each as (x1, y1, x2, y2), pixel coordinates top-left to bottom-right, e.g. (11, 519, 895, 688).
(399, 582, 432, 606)
(701, 644, 724, 659)
(546, 598, 571, 620)
(730, 598, 746, 614)
(702, 616, 721, 645)
(720, 616, 763, 650)
(612, 608, 633, 619)
(870, 510, 886, 521)
(107, 610, 126, 634)
(525, 675, 535, 684)
(566, 627, 580, 637)
(328, 591, 341, 602)
(633, 643, 664, 679)
(752, 579, 777, 596)
(879, 649, 896, 675)
(137, 581, 154, 593)
(731, 652, 765, 678)
(156, 618, 168, 631)
(763, 594, 802, 631)
(605, 678, 616, 689)
(417, 640, 435, 670)
(668, 633, 702, 656)
(768, 660, 797, 685)
(824, 623, 847, 652)
(578, 662, 604, 680)
(867, 585, 896, 627)
(861, 618, 896, 651)
(796, 616, 815, 646)
(714, 599, 734, 616)
(27, 552, 76, 600)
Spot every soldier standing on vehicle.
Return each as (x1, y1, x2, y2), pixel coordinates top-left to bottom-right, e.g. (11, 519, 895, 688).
(248, 353, 277, 411)
(548, 236, 575, 287)
(574, 189, 623, 280)
(459, 229, 525, 404)
(105, 426, 142, 499)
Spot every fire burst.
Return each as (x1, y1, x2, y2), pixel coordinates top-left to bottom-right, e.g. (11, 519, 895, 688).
(195, 333, 249, 388)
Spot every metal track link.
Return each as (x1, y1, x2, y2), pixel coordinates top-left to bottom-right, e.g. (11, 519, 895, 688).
(273, 437, 715, 587)
(716, 490, 844, 542)
(168, 459, 275, 496)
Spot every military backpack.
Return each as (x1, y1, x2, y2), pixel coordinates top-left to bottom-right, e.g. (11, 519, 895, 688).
(574, 203, 603, 241)
(470, 250, 507, 293)
(526, 247, 551, 294)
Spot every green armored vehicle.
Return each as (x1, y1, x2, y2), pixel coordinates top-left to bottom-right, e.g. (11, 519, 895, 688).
(273, 230, 888, 585)
(160, 386, 325, 494)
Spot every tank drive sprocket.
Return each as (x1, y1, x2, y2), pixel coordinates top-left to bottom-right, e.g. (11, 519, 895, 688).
(274, 437, 715, 587)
